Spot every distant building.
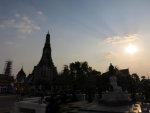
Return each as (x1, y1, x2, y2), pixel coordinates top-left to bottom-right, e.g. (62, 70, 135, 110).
(102, 64, 130, 77)
(25, 32, 57, 94)
(120, 69, 130, 76)
(0, 61, 14, 93)
(115, 68, 130, 77)
(15, 67, 26, 94)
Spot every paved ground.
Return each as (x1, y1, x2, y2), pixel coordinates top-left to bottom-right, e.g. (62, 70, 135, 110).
(66, 101, 141, 113)
(0, 95, 17, 113)
(0, 96, 144, 113)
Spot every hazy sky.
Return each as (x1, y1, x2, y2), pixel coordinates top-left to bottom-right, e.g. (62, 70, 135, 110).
(0, 0, 150, 77)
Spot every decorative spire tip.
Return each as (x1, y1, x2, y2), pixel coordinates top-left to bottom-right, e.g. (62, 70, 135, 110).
(48, 30, 50, 35)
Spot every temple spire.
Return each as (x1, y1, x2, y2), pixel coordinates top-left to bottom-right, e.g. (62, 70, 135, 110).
(21, 64, 23, 70)
(38, 32, 52, 66)
(46, 31, 50, 44)
(26, 32, 58, 94)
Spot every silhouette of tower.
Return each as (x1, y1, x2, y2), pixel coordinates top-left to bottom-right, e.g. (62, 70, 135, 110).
(15, 66, 26, 93)
(0, 61, 14, 93)
(38, 32, 53, 67)
(30, 32, 57, 91)
(4, 61, 12, 76)
(16, 66, 26, 83)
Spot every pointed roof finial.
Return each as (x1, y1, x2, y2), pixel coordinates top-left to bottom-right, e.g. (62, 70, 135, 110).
(21, 64, 23, 71)
(46, 30, 50, 38)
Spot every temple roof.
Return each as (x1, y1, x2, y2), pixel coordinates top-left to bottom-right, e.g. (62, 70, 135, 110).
(16, 67, 26, 83)
(120, 69, 130, 75)
(0, 74, 14, 86)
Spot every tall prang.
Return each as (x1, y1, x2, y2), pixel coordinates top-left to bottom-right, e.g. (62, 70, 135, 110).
(30, 32, 57, 91)
(38, 32, 53, 67)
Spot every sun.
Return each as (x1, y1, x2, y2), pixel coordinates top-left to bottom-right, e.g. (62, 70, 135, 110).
(125, 44, 138, 55)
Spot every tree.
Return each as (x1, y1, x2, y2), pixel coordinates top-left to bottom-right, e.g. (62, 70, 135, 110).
(59, 61, 101, 101)
(140, 77, 150, 99)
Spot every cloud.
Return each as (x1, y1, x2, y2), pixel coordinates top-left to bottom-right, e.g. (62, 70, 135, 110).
(105, 34, 139, 45)
(15, 14, 20, 18)
(103, 52, 117, 60)
(0, 19, 15, 28)
(0, 15, 40, 33)
(17, 36, 27, 40)
(37, 11, 43, 15)
(4, 41, 14, 45)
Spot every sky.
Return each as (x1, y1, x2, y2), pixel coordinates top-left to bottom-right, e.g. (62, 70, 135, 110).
(0, 0, 150, 77)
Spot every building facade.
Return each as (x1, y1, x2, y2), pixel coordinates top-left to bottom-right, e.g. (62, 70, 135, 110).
(0, 61, 14, 93)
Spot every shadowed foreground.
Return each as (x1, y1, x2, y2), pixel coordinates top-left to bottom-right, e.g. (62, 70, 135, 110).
(0, 95, 17, 113)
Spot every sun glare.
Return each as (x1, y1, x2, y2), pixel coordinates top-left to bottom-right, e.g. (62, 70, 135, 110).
(125, 44, 138, 55)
